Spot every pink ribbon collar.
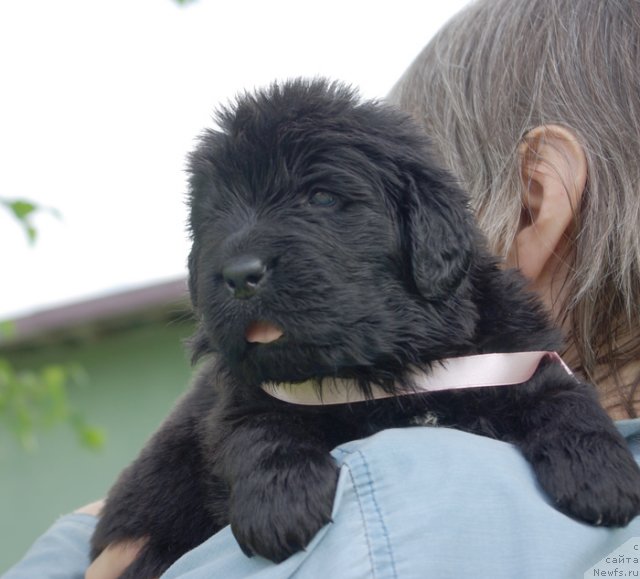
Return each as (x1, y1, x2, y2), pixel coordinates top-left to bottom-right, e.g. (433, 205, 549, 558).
(261, 351, 573, 406)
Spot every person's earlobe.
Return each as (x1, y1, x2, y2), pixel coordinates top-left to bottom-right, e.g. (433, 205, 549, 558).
(510, 124, 588, 282)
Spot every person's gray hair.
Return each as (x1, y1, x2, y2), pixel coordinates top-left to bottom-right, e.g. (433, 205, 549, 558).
(389, 0, 640, 416)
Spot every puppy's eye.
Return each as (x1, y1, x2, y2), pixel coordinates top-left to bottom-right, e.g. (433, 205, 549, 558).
(308, 191, 338, 208)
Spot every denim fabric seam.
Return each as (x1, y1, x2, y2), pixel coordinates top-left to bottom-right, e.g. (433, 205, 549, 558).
(341, 461, 377, 578)
(344, 449, 398, 579)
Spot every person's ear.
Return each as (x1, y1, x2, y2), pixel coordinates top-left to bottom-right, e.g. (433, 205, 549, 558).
(510, 124, 587, 282)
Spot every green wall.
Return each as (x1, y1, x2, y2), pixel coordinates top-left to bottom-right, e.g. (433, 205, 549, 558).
(0, 318, 195, 571)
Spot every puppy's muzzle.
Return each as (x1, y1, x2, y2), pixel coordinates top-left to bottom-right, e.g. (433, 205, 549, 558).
(222, 255, 267, 299)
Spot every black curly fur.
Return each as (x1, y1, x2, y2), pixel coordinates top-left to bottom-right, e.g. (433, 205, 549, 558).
(91, 79, 640, 577)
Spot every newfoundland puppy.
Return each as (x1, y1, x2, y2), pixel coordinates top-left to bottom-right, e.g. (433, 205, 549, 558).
(91, 79, 640, 577)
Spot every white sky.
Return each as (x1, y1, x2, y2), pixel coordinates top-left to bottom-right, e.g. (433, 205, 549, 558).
(0, 0, 469, 320)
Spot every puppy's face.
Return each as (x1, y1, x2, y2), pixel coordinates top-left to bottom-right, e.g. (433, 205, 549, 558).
(187, 81, 476, 385)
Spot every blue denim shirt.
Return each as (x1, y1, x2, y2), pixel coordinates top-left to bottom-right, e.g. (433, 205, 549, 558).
(4, 420, 640, 579)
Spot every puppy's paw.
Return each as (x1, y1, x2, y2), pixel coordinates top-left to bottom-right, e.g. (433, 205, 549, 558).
(530, 432, 640, 527)
(230, 457, 338, 562)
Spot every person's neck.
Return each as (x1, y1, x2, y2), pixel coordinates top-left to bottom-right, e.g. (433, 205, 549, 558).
(596, 359, 640, 421)
(564, 340, 640, 420)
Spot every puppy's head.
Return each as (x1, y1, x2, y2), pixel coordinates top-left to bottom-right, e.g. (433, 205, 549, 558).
(187, 79, 478, 386)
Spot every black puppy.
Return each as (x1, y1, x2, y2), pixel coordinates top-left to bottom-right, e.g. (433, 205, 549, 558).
(91, 79, 640, 578)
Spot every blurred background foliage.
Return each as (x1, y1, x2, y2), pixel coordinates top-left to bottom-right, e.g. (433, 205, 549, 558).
(0, 197, 56, 245)
(0, 0, 199, 452)
(0, 197, 104, 453)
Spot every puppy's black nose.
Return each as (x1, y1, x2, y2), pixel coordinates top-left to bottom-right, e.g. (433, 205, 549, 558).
(222, 256, 267, 299)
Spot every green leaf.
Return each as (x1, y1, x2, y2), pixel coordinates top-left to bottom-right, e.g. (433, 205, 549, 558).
(0, 321, 15, 338)
(0, 359, 105, 454)
(79, 426, 106, 450)
(26, 225, 37, 244)
(7, 200, 38, 221)
(70, 413, 105, 450)
(42, 365, 66, 388)
(0, 197, 62, 245)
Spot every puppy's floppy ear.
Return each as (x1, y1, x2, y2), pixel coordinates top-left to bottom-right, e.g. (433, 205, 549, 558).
(405, 169, 475, 300)
(186, 136, 215, 313)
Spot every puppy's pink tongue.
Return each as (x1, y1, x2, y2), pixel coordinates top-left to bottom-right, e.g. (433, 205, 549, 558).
(245, 321, 284, 344)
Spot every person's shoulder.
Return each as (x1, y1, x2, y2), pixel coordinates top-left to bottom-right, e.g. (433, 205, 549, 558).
(2, 514, 95, 579)
(333, 418, 640, 478)
(326, 425, 640, 579)
(332, 426, 524, 477)
(332, 426, 537, 518)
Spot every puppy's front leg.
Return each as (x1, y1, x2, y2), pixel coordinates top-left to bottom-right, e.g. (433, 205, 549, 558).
(210, 406, 338, 563)
(517, 363, 640, 526)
